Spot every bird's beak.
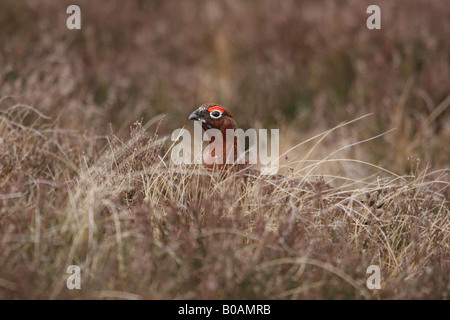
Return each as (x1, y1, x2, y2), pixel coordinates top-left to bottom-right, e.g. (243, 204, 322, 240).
(188, 112, 202, 121)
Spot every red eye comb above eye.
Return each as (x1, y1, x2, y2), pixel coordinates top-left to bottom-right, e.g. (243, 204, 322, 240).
(208, 106, 224, 113)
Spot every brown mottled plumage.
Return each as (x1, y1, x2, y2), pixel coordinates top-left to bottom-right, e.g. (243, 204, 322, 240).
(189, 103, 243, 170)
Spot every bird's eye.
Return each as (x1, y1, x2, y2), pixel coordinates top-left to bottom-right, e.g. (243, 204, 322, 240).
(210, 110, 222, 119)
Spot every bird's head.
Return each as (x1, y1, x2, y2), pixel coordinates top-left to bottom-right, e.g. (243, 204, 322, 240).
(188, 103, 237, 132)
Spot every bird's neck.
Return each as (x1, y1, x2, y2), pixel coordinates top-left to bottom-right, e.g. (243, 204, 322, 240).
(205, 120, 240, 167)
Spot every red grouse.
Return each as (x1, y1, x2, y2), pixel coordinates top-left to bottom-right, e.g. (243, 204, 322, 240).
(188, 103, 244, 170)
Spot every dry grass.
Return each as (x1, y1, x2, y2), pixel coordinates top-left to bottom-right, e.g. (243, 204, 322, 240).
(0, 110, 448, 299)
(0, 0, 449, 299)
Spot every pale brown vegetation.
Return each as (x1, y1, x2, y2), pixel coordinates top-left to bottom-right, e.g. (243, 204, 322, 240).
(0, 0, 448, 299)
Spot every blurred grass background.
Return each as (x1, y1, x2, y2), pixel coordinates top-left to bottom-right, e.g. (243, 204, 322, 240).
(0, 0, 449, 299)
(1, 0, 449, 173)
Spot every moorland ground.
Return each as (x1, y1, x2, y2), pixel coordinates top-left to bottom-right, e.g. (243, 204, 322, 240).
(0, 0, 449, 299)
